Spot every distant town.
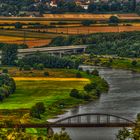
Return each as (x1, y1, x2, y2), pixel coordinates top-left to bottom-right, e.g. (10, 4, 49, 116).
(0, 0, 140, 17)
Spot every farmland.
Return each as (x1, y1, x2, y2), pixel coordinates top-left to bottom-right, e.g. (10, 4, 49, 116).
(0, 29, 64, 47)
(46, 25, 140, 34)
(1, 13, 140, 48)
(0, 13, 139, 22)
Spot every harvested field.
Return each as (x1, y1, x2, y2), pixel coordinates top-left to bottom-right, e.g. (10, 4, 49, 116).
(47, 25, 140, 34)
(0, 13, 139, 22)
(4, 39, 52, 48)
(0, 29, 64, 47)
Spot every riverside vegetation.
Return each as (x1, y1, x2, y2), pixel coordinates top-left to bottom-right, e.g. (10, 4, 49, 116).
(0, 45, 109, 138)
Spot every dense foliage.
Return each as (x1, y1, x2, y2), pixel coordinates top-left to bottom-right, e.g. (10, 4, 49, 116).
(70, 70, 109, 100)
(0, 127, 71, 140)
(19, 53, 78, 69)
(0, 43, 28, 65)
(0, 0, 139, 15)
(50, 32, 140, 58)
(0, 73, 16, 101)
(116, 114, 140, 139)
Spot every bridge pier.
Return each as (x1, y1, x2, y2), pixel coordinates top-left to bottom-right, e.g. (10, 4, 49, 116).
(47, 127, 54, 138)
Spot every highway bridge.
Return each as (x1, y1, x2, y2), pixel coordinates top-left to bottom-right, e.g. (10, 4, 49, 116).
(17, 45, 88, 59)
(0, 113, 135, 128)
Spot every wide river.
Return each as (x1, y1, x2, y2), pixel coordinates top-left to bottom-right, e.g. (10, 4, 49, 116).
(51, 66, 140, 140)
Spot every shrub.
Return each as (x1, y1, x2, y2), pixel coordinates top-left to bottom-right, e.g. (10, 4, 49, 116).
(2, 69, 8, 73)
(76, 72, 82, 78)
(81, 20, 94, 26)
(23, 65, 31, 71)
(70, 89, 79, 98)
(30, 102, 46, 119)
(91, 69, 99, 76)
(109, 16, 119, 23)
(131, 60, 137, 66)
(34, 63, 44, 70)
(44, 71, 49, 77)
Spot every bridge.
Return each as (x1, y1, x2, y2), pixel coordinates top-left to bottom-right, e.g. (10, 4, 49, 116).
(17, 45, 88, 59)
(0, 113, 135, 128)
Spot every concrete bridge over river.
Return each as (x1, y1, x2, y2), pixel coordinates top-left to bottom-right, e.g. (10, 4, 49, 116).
(17, 45, 88, 59)
(0, 45, 88, 63)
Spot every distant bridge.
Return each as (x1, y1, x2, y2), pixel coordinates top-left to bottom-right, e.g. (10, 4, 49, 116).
(0, 113, 135, 128)
(17, 45, 88, 59)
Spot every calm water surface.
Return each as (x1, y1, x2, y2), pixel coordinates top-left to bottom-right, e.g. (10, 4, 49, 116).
(51, 66, 140, 140)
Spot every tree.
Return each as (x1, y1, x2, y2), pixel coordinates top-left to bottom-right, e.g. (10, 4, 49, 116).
(91, 69, 99, 76)
(15, 22, 23, 29)
(76, 72, 82, 78)
(81, 20, 94, 26)
(131, 60, 137, 66)
(30, 102, 46, 119)
(109, 16, 119, 23)
(84, 84, 93, 93)
(70, 89, 79, 98)
(2, 69, 8, 73)
(23, 65, 31, 71)
(44, 71, 49, 77)
(2, 44, 18, 65)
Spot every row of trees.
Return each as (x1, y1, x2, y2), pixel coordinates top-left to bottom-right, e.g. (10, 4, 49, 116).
(0, 73, 16, 101)
(18, 53, 78, 69)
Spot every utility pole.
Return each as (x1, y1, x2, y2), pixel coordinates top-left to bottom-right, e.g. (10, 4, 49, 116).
(23, 30, 26, 44)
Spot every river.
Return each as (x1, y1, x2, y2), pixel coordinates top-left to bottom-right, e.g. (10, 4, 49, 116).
(51, 66, 140, 140)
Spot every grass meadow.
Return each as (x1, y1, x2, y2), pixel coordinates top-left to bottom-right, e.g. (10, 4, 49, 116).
(0, 79, 89, 109)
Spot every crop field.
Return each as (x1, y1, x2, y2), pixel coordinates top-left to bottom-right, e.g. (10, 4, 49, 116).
(46, 25, 140, 34)
(0, 29, 64, 47)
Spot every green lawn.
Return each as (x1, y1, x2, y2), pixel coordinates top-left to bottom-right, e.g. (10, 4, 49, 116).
(0, 80, 89, 109)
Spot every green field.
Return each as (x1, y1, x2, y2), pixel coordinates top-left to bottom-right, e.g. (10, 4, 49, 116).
(0, 79, 89, 110)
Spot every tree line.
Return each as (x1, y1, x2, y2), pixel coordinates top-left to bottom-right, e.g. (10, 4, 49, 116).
(18, 53, 78, 70)
(50, 31, 140, 58)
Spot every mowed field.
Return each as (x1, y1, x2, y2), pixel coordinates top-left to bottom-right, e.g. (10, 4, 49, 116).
(0, 78, 89, 109)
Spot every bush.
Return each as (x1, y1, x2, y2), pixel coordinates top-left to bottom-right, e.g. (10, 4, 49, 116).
(81, 20, 94, 26)
(44, 71, 49, 77)
(23, 65, 31, 71)
(70, 89, 79, 98)
(91, 69, 99, 76)
(84, 82, 97, 93)
(2, 69, 8, 73)
(30, 102, 46, 119)
(131, 60, 137, 66)
(109, 16, 119, 23)
(76, 72, 82, 78)
(33, 63, 44, 70)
